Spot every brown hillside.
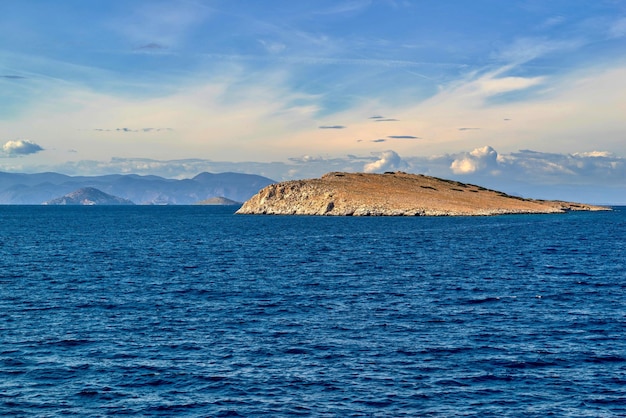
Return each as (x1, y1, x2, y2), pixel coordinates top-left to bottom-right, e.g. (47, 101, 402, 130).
(236, 172, 609, 216)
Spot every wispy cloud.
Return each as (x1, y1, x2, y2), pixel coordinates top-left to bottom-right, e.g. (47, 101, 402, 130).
(112, 1, 211, 48)
(538, 16, 566, 30)
(388, 135, 419, 139)
(477, 75, 546, 96)
(313, 0, 372, 16)
(259, 40, 287, 54)
(494, 37, 582, 64)
(93, 127, 174, 133)
(608, 17, 626, 38)
(318, 125, 346, 129)
(134, 42, 168, 51)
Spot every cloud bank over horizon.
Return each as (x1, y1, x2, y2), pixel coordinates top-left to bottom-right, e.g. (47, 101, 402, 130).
(2, 145, 622, 204)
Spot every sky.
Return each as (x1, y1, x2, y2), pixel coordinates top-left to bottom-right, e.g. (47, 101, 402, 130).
(1, 0, 625, 203)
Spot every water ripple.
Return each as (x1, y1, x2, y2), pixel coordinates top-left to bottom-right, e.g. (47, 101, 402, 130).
(0, 206, 624, 416)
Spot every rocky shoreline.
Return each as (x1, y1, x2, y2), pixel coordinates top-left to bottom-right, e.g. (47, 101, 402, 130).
(236, 172, 610, 216)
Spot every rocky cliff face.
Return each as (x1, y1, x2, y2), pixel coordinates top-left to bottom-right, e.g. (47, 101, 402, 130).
(236, 172, 609, 216)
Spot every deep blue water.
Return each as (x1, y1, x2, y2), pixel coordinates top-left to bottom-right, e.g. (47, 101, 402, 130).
(1, 206, 625, 417)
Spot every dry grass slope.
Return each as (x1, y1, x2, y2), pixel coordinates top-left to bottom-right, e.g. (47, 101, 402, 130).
(236, 172, 610, 216)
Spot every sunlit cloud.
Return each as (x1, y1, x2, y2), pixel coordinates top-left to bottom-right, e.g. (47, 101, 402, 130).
(3, 139, 44, 156)
(450, 146, 499, 174)
(363, 150, 406, 172)
(477, 75, 545, 96)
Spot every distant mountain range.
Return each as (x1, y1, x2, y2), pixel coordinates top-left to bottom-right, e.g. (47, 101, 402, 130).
(0, 171, 275, 205)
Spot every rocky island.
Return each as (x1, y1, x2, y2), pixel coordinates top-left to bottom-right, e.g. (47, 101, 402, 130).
(236, 172, 609, 216)
(43, 187, 135, 205)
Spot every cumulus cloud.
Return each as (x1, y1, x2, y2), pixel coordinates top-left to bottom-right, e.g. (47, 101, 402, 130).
(3, 139, 44, 156)
(364, 150, 406, 173)
(450, 145, 499, 174)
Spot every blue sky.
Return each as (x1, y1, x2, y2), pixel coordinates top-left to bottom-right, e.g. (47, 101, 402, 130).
(1, 0, 625, 203)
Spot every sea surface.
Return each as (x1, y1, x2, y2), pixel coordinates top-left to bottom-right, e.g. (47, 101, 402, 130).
(1, 205, 625, 417)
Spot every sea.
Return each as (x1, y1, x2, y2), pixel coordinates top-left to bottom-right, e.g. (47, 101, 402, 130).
(1, 205, 624, 417)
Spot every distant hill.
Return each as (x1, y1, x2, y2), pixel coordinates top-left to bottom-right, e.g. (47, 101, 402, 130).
(43, 187, 135, 205)
(0, 171, 275, 204)
(237, 171, 610, 216)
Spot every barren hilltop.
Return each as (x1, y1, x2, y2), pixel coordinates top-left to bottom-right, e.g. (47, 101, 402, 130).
(236, 172, 609, 216)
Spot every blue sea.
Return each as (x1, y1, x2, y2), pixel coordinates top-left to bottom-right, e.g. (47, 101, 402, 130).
(1, 206, 625, 417)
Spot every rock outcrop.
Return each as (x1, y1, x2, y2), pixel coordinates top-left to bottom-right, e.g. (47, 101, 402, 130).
(236, 172, 609, 216)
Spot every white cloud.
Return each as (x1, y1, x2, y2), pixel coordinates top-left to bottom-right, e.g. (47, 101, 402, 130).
(450, 145, 498, 174)
(477, 76, 545, 95)
(572, 151, 614, 158)
(3, 139, 44, 155)
(363, 150, 405, 172)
